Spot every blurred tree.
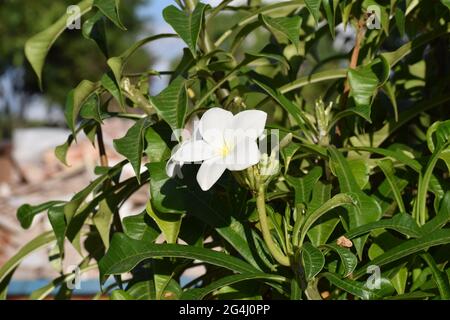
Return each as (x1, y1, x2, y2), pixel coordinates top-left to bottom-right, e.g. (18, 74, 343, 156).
(0, 0, 152, 118)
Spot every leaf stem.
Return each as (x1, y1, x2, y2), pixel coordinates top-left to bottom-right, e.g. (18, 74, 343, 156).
(256, 184, 290, 267)
(339, 17, 366, 110)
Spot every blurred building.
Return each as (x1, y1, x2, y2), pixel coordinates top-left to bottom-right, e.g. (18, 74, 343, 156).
(0, 118, 148, 299)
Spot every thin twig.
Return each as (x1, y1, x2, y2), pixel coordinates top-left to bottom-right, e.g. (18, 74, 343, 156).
(339, 17, 367, 111)
(96, 126, 108, 167)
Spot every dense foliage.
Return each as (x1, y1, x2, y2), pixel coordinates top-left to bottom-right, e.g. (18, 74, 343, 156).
(1, 0, 450, 300)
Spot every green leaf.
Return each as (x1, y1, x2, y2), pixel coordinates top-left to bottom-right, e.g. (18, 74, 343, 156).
(280, 69, 347, 93)
(93, 200, 114, 248)
(382, 26, 450, 66)
(376, 159, 406, 213)
(299, 193, 356, 246)
(427, 120, 450, 172)
(48, 206, 67, 254)
(322, 0, 339, 38)
(80, 94, 102, 124)
(304, 0, 321, 24)
(94, 0, 126, 30)
(345, 213, 422, 239)
(122, 211, 160, 242)
(144, 125, 171, 163)
(162, 3, 208, 56)
(354, 229, 450, 279)
(340, 1, 353, 28)
(415, 140, 450, 225)
(382, 81, 399, 122)
(302, 243, 325, 280)
(82, 10, 108, 56)
(260, 15, 301, 47)
(253, 79, 305, 128)
(395, 8, 405, 37)
(422, 192, 450, 235)
(17, 201, 64, 229)
(113, 117, 151, 183)
(216, 218, 268, 271)
(65, 80, 99, 134)
(99, 233, 258, 278)
(101, 72, 125, 111)
(181, 273, 286, 300)
(150, 77, 187, 132)
(420, 252, 450, 300)
(347, 159, 370, 189)
(147, 162, 266, 270)
(55, 136, 74, 167)
(325, 244, 358, 277)
(328, 147, 382, 258)
(391, 267, 408, 295)
(0, 232, 56, 294)
(307, 182, 339, 246)
(24, 0, 94, 88)
(64, 165, 121, 222)
(348, 56, 390, 121)
(147, 162, 186, 214)
(442, 0, 450, 10)
(324, 273, 381, 300)
(110, 289, 134, 300)
(146, 201, 182, 244)
(286, 167, 322, 205)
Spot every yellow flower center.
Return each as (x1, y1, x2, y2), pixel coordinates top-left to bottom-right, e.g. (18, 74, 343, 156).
(220, 144, 232, 157)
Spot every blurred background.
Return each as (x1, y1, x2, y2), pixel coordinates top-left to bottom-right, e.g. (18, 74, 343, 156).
(0, 0, 352, 298)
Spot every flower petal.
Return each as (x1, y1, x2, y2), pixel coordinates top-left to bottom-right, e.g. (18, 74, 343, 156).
(165, 158, 184, 178)
(232, 110, 267, 140)
(182, 114, 201, 141)
(172, 140, 215, 162)
(196, 157, 227, 191)
(199, 107, 233, 147)
(225, 137, 261, 171)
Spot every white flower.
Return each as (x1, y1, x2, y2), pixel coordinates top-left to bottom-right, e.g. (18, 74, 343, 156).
(165, 115, 200, 178)
(166, 107, 267, 191)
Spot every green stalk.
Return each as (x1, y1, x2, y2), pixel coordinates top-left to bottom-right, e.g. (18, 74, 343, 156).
(256, 184, 290, 267)
(415, 142, 449, 225)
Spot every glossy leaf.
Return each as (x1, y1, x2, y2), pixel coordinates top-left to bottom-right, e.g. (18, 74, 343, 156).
(302, 242, 325, 280)
(286, 167, 322, 205)
(325, 244, 358, 278)
(65, 80, 99, 134)
(354, 229, 450, 278)
(260, 15, 301, 47)
(94, 0, 126, 30)
(146, 201, 182, 244)
(17, 201, 64, 229)
(150, 77, 187, 132)
(181, 273, 286, 300)
(99, 233, 258, 278)
(82, 10, 108, 56)
(348, 56, 390, 121)
(346, 213, 422, 239)
(0, 232, 55, 294)
(162, 3, 208, 56)
(304, 0, 321, 24)
(122, 211, 160, 242)
(113, 117, 151, 183)
(24, 0, 94, 87)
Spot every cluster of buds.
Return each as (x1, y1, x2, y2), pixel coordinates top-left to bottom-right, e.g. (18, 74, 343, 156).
(315, 99, 333, 146)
